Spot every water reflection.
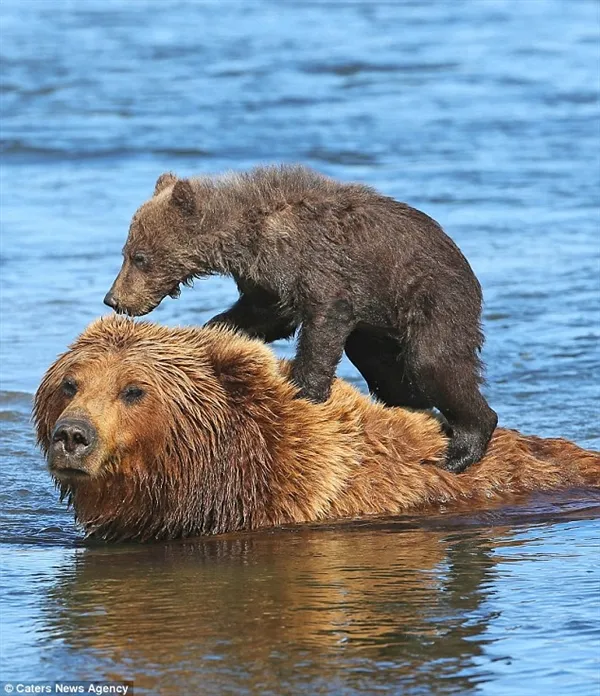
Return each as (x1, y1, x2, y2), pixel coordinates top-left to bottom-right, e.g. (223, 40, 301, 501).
(42, 526, 507, 694)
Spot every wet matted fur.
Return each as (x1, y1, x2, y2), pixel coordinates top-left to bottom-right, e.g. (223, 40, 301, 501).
(34, 316, 599, 542)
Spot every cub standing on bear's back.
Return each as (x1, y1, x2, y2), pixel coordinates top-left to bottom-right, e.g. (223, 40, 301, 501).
(104, 165, 497, 474)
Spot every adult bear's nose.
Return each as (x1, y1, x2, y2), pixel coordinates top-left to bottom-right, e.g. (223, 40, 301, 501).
(52, 418, 96, 456)
(103, 291, 118, 310)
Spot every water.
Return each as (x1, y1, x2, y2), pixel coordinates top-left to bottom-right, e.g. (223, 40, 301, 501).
(1, 0, 599, 693)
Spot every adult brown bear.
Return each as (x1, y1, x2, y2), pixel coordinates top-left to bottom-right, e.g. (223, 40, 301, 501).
(34, 316, 599, 541)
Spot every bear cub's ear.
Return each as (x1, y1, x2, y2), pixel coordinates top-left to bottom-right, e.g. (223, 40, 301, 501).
(154, 172, 178, 196)
(171, 179, 196, 216)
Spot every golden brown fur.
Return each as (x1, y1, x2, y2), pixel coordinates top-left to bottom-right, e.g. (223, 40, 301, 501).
(34, 316, 600, 541)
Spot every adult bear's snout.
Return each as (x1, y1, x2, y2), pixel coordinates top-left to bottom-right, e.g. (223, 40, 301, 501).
(50, 417, 97, 475)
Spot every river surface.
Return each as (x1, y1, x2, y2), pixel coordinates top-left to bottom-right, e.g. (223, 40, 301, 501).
(1, 1, 599, 694)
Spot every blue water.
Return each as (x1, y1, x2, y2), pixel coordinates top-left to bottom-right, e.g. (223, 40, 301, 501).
(1, 0, 599, 694)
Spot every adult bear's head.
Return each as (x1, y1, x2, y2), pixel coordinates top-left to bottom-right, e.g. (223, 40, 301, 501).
(34, 317, 356, 541)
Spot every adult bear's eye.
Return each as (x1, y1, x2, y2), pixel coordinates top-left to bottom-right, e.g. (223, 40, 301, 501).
(62, 378, 78, 398)
(132, 251, 149, 270)
(121, 385, 145, 405)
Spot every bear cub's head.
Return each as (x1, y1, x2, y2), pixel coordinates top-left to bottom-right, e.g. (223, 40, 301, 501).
(104, 172, 206, 316)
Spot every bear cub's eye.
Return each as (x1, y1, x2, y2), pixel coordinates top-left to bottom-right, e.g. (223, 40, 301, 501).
(121, 385, 145, 405)
(62, 378, 78, 398)
(132, 251, 149, 270)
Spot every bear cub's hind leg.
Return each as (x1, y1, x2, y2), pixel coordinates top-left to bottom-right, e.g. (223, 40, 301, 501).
(345, 330, 430, 409)
(409, 347, 497, 474)
(345, 329, 497, 473)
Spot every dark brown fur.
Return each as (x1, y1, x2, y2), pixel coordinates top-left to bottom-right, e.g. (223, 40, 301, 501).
(104, 165, 497, 473)
(34, 317, 599, 542)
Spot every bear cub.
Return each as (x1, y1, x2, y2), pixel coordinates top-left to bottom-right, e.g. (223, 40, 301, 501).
(105, 165, 497, 473)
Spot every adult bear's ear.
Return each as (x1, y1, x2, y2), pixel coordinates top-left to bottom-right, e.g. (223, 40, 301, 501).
(171, 179, 196, 216)
(154, 172, 178, 196)
(211, 350, 256, 402)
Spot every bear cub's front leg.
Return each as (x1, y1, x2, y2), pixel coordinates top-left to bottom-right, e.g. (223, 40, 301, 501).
(291, 300, 354, 403)
(206, 283, 297, 344)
